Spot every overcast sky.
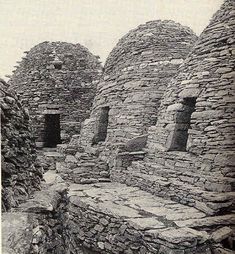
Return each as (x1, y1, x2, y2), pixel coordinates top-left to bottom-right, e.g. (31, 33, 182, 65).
(0, 0, 223, 78)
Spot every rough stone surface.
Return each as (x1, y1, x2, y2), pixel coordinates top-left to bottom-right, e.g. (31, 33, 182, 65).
(2, 181, 69, 254)
(113, 0, 235, 216)
(56, 143, 110, 184)
(1, 172, 101, 254)
(1, 79, 42, 211)
(2, 1, 235, 254)
(67, 182, 235, 254)
(8, 41, 102, 145)
(59, 20, 197, 182)
(80, 20, 197, 147)
(2, 212, 36, 254)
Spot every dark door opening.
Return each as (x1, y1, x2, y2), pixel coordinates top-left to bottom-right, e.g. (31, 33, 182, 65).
(92, 106, 110, 145)
(168, 97, 196, 151)
(44, 114, 61, 148)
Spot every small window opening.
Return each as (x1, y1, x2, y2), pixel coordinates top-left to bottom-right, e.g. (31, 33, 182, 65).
(52, 57, 63, 70)
(168, 97, 196, 151)
(92, 107, 110, 145)
(43, 114, 61, 148)
(54, 62, 62, 70)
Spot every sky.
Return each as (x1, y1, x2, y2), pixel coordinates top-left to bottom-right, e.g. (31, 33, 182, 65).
(0, 0, 223, 79)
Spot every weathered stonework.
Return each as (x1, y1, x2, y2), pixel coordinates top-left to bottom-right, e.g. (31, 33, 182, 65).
(2, 172, 100, 254)
(112, 0, 235, 217)
(81, 20, 197, 147)
(9, 41, 102, 146)
(62, 1, 234, 253)
(1, 79, 42, 211)
(68, 182, 215, 254)
(58, 20, 197, 183)
(2, 1, 235, 253)
(2, 176, 70, 254)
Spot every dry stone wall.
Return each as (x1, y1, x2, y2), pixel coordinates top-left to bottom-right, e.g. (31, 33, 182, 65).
(58, 20, 198, 183)
(1, 172, 100, 254)
(80, 20, 197, 147)
(2, 180, 71, 254)
(68, 182, 232, 254)
(2, 2, 235, 253)
(9, 42, 102, 146)
(113, 0, 235, 215)
(68, 200, 211, 254)
(57, 142, 110, 184)
(1, 79, 42, 211)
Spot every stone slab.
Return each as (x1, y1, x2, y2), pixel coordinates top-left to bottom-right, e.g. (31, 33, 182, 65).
(2, 212, 36, 254)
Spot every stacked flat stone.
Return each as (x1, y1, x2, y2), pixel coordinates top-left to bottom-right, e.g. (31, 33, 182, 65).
(58, 20, 197, 183)
(56, 137, 110, 183)
(1, 79, 42, 211)
(114, 0, 235, 215)
(9, 41, 102, 145)
(80, 20, 197, 147)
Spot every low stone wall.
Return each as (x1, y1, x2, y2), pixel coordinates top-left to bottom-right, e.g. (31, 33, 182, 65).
(68, 198, 211, 254)
(67, 183, 235, 254)
(2, 175, 234, 254)
(56, 141, 110, 184)
(112, 159, 235, 216)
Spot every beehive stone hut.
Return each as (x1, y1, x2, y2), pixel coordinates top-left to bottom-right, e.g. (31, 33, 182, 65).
(1, 79, 42, 211)
(58, 20, 198, 183)
(9, 41, 102, 148)
(114, 0, 235, 223)
(80, 20, 197, 147)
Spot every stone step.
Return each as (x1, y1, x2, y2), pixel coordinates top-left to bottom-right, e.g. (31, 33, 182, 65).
(73, 171, 110, 178)
(41, 148, 58, 152)
(68, 182, 235, 254)
(113, 167, 234, 215)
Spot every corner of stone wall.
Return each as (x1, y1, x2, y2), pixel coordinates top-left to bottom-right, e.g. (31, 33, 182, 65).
(1, 179, 76, 254)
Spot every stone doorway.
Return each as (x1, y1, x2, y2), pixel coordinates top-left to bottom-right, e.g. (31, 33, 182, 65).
(92, 106, 110, 145)
(168, 97, 196, 151)
(43, 114, 61, 147)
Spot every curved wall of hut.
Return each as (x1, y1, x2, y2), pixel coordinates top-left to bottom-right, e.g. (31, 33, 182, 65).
(79, 20, 198, 150)
(9, 41, 102, 147)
